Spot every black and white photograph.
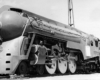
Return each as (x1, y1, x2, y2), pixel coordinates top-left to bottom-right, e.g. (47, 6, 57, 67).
(0, 0, 100, 80)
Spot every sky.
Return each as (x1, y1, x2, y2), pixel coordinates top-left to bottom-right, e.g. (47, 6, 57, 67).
(0, 0, 100, 38)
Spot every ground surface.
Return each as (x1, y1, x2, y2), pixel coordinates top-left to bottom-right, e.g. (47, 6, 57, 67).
(1, 73, 100, 80)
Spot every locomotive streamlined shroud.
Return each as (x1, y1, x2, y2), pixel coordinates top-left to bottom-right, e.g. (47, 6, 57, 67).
(0, 5, 81, 74)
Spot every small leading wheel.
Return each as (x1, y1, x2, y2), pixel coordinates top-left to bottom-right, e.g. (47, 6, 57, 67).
(68, 60, 77, 74)
(36, 65, 45, 75)
(17, 61, 28, 75)
(45, 60, 57, 74)
(58, 59, 67, 74)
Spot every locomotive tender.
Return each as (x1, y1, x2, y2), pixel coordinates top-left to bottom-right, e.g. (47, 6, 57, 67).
(0, 5, 100, 75)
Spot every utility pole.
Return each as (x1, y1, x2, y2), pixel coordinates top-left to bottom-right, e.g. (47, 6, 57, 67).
(68, 0, 75, 27)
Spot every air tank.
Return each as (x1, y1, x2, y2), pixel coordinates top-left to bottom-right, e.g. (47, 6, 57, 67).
(0, 11, 27, 41)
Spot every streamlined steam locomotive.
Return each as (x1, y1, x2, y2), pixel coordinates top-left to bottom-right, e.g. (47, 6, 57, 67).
(0, 5, 100, 75)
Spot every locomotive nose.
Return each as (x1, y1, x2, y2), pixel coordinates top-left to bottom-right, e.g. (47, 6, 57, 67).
(0, 11, 27, 41)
